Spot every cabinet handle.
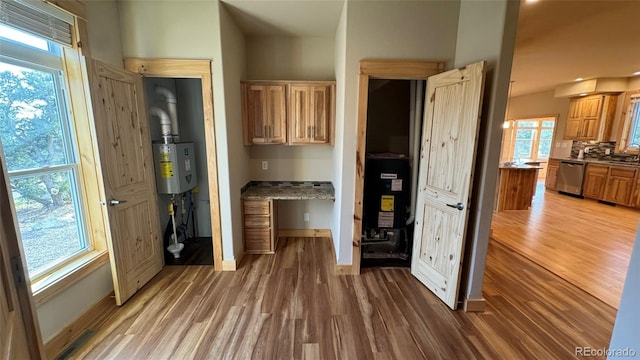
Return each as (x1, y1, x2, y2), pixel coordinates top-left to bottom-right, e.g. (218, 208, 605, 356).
(312, 126, 315, 139)
(264, 125, 267, 139)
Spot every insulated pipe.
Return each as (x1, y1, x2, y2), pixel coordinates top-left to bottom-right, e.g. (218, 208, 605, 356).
(155, 86, 179, 142)
(149, 106, 171, 143)
(150, 107, 172, 143)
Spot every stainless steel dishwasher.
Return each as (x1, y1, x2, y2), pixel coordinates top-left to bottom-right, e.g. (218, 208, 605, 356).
(557, 160, 586, 196)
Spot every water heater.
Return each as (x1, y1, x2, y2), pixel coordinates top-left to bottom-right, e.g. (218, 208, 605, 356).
(152, 142, 197, 194)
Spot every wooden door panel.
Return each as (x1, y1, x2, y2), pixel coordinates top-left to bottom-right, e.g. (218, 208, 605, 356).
(311, 85, 330, 143)
(91, 60, 163, 306)
(581, 96, 602, 117)
(289, 85, 309, 144)
(247, 85, 267, 144)
(564, 119, 581, 139)
(411, 61, 485, 309)
(267, 85, 287, 144)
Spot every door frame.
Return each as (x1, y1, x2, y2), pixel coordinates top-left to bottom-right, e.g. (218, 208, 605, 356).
(351, 60, 444, 274)
(123, 58, 224, 271)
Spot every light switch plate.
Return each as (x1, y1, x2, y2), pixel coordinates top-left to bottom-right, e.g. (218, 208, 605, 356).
(261, 161, 268, 170)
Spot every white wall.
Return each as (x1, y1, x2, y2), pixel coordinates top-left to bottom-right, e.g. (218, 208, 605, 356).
(332, 2, 348, 260)
(506, 90, 570, 157)
(36, 0, 123, 342)
(216, 3, 250, 259)
(454, 0, 519, 303)
(119, 0, 249, 261)
(246, 36, 335, 80)
(608, 225, 640, 358)
(335, 0, 461, 264)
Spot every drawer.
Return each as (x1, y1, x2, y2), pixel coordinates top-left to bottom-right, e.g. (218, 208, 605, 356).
(244, 215, 271, 228)
(244, 229, 271, 252)
(587, 164, 608, 174)
(243, 200, 271, 215)
(610, 167, 636, 178)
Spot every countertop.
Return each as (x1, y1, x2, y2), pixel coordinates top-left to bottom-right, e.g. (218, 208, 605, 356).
(551, 157, 640, 168)
(499, 164, 543, 170)
(241, 181, 335, 201)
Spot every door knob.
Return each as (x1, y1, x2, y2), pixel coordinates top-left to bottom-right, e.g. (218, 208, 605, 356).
(109, 199, 127, 206)
(446, 202, 464, 210)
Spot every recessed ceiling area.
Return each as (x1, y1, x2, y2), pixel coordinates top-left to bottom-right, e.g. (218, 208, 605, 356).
(511, 0, 640, 97)
(221, 0, 344, 37)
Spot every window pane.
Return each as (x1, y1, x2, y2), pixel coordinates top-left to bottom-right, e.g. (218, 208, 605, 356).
(629, 103, 640, 146)
(542, 120, 555, 128)
(514, 139, 533, 160)
(0, 24, 48, 51)
(10, 170, 87, 276)
(538, 140, 551, 158)
(0, 62, 69, 171)
(540, 129, 553, 140)
(515, 129, 535, 140)
(517, 120, 537, 128)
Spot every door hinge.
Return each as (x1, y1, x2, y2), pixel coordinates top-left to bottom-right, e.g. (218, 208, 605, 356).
(10, 256, 26, 288)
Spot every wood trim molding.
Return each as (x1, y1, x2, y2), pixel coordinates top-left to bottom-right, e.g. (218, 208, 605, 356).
(123, 58, 224, 272)
(463, 297, 486, 313)
(352, 60, 445, 275)
(44, 292, 116, 359)
(616, 90, 640, 153)
(278, 229, 332, 238)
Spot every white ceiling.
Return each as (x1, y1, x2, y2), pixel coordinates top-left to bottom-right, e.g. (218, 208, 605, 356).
(222, 0, 640, 97)
(221, 0, 344, 37)
(511, 0, 640, 97)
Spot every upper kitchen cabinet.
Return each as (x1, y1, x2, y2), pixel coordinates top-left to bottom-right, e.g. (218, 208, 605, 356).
(242, 81, 335, 146)
(242, 83, 287, 145)
(564, 94, 617, 141)
(289, 83, 335, 145)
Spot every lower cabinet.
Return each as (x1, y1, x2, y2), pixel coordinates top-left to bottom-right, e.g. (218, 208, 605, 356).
(603, 167, 637, 206)
(545, 159, 560, 190)
(243, 199, 278, 254)
(583, 164, 608, 200)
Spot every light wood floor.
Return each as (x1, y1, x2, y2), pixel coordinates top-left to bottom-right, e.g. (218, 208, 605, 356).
(491, 183, 639, 309)
(72, 237, 615, 359)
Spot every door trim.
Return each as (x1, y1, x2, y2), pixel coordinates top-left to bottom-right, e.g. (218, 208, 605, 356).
(351, 60, 444, 275)
(124, 58, 224, 271)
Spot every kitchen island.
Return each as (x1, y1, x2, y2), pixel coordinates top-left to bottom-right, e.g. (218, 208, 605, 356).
(495, 164, 542, 212)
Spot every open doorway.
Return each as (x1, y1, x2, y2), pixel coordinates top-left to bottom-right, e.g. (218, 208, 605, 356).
(124, 58, 224, 271)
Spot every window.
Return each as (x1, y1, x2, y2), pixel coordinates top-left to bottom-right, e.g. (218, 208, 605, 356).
(503, 117, 556, 163)
(624, 95, 640, 149)
(0, 25, 90, 279)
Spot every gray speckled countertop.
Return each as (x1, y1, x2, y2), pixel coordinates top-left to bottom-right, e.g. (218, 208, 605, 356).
(241, 181, 335, 201)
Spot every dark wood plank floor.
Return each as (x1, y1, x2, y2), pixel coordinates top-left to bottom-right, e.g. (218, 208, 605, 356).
(72, 237, 616, 359)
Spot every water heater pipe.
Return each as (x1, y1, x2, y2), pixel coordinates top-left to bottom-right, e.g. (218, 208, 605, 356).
(150, 107, 172, 143)
(155, 86, 179, 142)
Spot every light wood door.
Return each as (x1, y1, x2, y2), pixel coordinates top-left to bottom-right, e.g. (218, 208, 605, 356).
(289, 85, 309, 144)
(564, 100, 582, 139)
(244, 84, 269, 144)
(545, 159, 560, 190)
(411, 61, 486, 309)
(310, 85, 331, 143)
(580, 96, 603, 140)
(0, 158, 41, 359)
(90, 60, 163, 306)
(266, 85, 287, 144)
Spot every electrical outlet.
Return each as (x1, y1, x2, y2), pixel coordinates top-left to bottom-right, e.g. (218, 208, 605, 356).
(605, 148, 611, 155)
(261, 161, 268, 170)
(304, 213, 310, 222)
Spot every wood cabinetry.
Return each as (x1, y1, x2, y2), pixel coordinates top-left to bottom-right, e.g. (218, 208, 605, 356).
(242, 84, 287, 145)
(289, 84, 334, 144)
(564, 95, 617, 141)
(242, 199, 278, 254)
(603, 166, 636, 206)
(583, 164, 609, 200)
(545, 159, 560, 190)
(242, 81, 335, 145)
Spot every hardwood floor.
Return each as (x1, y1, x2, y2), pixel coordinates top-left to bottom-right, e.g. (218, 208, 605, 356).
(491, 183, 639, 309)
(71, 237, 615, 359)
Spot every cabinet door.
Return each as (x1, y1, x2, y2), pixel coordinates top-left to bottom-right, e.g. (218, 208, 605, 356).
(545, 162, 559, 190)
(243, 84, 268, 144)
(289, 85, 310, 144)
(603, 167, 636, 205)
(266, 85, 287, 144)
(310, 85, 332, 144)
(583, 165, 609, 199)
(632, 176, 640, 208)
(580, 96, 603, 140)
(564, 99, 582, 139)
